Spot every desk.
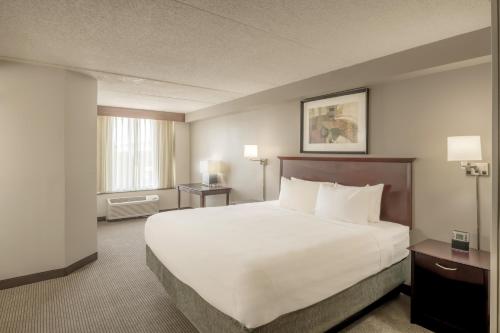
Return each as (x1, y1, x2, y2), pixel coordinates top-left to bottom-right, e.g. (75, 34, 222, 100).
(177, 183, 232, 208)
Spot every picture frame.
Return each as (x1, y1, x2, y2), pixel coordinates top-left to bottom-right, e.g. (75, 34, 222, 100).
(300, 87, 369, 154)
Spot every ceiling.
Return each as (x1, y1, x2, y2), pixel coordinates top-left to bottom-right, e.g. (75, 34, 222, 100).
(0, 0, 491, 113)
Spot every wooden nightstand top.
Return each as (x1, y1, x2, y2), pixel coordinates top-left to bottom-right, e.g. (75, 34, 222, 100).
(408, 239, 490, 271)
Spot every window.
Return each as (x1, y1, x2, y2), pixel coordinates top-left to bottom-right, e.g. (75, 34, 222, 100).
(97, 116, 175, 193)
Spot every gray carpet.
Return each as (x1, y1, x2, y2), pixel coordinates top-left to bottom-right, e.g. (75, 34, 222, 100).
(0, 218, 429, 333)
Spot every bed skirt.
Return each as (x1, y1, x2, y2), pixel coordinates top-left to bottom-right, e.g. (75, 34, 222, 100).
(146, 245, 407, 333)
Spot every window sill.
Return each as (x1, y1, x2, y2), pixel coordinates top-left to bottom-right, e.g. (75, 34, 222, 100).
(97, 187, 175, 195)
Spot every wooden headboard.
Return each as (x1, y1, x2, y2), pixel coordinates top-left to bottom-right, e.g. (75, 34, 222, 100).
(279, 156, 415, 228)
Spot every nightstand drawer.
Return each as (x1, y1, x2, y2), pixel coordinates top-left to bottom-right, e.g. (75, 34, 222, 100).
(414, 252, 484, 285)
(410, 240, 490, 333)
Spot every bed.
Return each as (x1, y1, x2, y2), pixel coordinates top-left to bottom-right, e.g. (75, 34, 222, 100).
(145, 156, 415, 332)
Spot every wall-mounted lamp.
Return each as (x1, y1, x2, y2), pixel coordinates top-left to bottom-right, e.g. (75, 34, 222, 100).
(447, 136, 488, 176)
(447, 136, 489, 250)
(244, 145, 267, 201)
(200, 160, 222, 186)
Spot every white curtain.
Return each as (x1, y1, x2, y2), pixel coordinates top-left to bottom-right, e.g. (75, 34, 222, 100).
(97, 116, 175, 193)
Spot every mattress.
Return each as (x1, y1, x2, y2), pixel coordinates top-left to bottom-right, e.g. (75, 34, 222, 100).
(146, 245, 407, 333)
(144, 201, 409, 329)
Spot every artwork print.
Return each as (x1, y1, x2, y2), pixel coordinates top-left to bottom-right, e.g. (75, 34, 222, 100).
(301, 88, 368, 153)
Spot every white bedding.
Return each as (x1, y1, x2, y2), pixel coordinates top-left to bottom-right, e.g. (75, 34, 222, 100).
(145, 201, 409, 329)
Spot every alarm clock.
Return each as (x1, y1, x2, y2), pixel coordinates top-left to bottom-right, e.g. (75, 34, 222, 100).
(451, 230, 470, 252)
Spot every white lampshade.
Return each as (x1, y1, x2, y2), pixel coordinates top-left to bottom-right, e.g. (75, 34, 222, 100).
(244, 145, 258, 159)
(199, 160, 222, 174)
(447, 136, 482, 161)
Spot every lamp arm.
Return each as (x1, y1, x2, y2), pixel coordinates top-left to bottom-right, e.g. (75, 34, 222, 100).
(249, 158, 267, 165)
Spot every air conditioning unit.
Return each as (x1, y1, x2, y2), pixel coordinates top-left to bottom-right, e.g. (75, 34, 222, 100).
(107, 195, 160, 221)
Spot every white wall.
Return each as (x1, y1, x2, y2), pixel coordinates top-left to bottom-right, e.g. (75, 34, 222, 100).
(96, 122, 190, 217)
(0, 62, 66, 278)
(190, 63, 492, 250)
(0, 61, 98, 280)
(64, 71, 98, 265)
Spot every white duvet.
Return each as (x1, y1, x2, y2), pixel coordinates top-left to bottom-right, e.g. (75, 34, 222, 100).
(145, 201, 408, 329)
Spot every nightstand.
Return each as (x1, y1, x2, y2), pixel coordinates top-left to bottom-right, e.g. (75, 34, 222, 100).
(409, 239, 490, 333)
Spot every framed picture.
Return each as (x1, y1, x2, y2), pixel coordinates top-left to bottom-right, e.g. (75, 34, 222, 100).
(300, 87, 368, 154)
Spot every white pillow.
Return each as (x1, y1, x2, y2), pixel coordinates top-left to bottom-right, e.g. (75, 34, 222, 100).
(315, 184, 372, 224)
(335, 183, 384, 222)
(367, 184, 384, 221)
(292, 177, 329, 194)
(279, 177, 317, 214)
(290, 177, 334, 211)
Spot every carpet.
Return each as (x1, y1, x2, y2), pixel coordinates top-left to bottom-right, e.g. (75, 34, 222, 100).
(0, 218, 429, 333)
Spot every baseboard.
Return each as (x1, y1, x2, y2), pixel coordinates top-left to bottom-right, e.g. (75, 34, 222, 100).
(399, 283, 411, 296)
(64, 252, 98, 275)
(0, 252, 98, 290)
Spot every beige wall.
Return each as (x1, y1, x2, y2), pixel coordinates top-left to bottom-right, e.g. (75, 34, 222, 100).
(96, 122, 190, 217)
(0, 61, 97, 280)
(64, 71, 98, 265)
(190, 63, 492, 250)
